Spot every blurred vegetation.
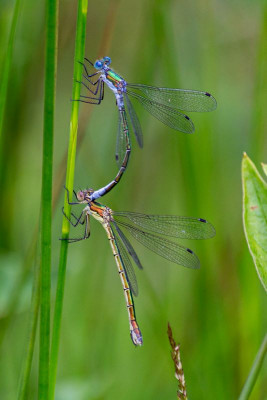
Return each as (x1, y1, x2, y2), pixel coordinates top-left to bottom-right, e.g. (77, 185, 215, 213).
(0, 0, 267, 399)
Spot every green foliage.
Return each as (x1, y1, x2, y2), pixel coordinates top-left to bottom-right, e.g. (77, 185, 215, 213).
(242, 153, 267, 292)
(0, 1, 266, 399)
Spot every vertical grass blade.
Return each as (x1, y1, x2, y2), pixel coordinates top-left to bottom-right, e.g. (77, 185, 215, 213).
(39, 0, 59, 398)
(0, 0, 22, 170)
(17, 229, 41, 400)
(238, 333, 267, 400)
(49, 1, 88, 398)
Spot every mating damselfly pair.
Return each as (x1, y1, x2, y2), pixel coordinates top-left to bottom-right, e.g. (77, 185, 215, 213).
(63, 56, 217, 346)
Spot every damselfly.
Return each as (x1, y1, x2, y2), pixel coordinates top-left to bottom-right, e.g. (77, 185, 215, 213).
(62, 187, 216, 346)
(77, 56, 217, 167)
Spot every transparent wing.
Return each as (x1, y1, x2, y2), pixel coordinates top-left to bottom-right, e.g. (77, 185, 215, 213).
(111, 225, 139, 296)
(113, 221, 143, 270)
(115, 110, 127, 167)
(113, 212, 215, 240)
(126, 89, 194, 133)
(115, 220, 200, 269)
(127, 83, 217, 112)
(123, 92, 143, 148)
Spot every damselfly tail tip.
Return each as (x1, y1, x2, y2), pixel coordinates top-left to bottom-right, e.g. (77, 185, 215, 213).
(131, 327, 143, 346)
(131, 336, 143, 347)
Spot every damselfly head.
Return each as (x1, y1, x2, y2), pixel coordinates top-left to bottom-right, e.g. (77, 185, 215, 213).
(77, 190, 86, 201)
(77, 188, 95, 202)
(94, 60, 103, 70)
(103, 56, 111, 65)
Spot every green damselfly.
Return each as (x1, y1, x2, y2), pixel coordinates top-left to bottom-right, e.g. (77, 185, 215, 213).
(62, 187, 216, 346)
(77, 56, 217, 167)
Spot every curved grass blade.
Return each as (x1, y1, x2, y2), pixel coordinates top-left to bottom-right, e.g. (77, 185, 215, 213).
(115, 220, 200, 269)
(127, 89, 194, 133)
(124, 92, 143, 148)
(112, 221, 143, 270)
(112, 225, 139, 297)
(127, 83, 217, 112)
(238, 333, 267, 400)
(113, 212, 215, 240)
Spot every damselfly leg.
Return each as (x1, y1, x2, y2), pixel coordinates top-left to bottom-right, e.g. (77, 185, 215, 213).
(62, 207, 85, 227)
(61, 208, 90, 243)
(76, 79, 104, 104)
(64, 185, 81, 205)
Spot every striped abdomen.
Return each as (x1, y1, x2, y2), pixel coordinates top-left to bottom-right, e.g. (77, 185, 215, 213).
(103, 223, 143, 346)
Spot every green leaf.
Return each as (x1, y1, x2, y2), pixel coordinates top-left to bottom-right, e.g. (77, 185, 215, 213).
(242, 153, 267, 292)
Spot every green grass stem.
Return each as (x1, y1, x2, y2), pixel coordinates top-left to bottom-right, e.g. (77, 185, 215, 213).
(0, 0, 22, 171)
(238, 333, 267, 400)
(49, 1, 88, 398)
(38, 0, 59, 398)
(17, 230, 41, 400)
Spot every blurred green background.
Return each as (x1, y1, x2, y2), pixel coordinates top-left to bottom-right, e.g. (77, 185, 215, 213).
(0, 0, 267, 399)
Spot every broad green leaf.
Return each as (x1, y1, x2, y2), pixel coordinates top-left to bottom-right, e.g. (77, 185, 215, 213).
(242, 153, 267, 292)
(262, 163, 267, 177)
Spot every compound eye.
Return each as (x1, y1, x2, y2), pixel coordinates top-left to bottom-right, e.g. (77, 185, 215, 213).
(77, 191, 85, 201)
(94, 60, 103, 69)
(103, 56, 111, 65)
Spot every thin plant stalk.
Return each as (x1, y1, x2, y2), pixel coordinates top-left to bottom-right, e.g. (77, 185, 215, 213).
(238, 333, 267, 400)
(167, 323, 188, 400)
(17, 228, 41, 400)
(39, 0, 59, 398)
(0, 0, 22, 170)
(49, 1, 88, 398)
